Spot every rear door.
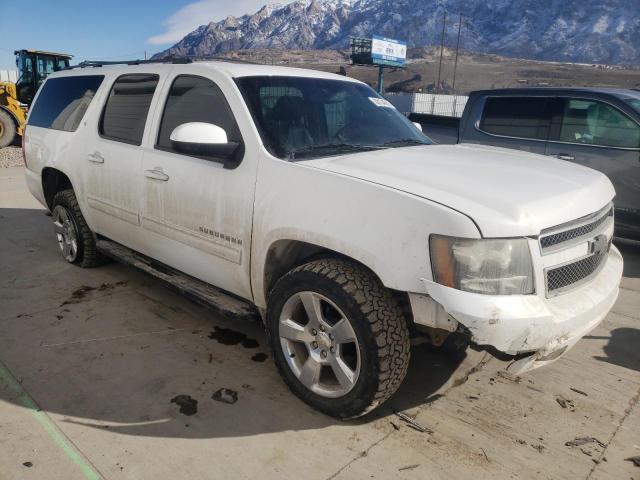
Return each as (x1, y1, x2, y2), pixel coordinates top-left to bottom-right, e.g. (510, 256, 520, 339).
(140, 73, 258, 300)
(546, 98, 640, 234)
(470, 96, 555, 154)
(83, 73, 161, 253)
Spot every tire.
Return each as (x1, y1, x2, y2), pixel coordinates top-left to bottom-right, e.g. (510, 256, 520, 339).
(0, 109, 16, 148)
(51, 189, 105, 267)
(267, 258, 410, 418)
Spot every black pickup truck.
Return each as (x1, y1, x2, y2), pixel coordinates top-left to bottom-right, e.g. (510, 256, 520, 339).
(411, 88, 640, 240)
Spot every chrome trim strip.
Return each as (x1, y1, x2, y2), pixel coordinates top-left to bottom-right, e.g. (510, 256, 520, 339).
(539, 203, 613, 255)
(140, 215, 242, 265)
(540, 203, 613, 235)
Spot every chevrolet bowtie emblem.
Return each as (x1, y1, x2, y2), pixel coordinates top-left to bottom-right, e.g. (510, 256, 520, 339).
(588, 234, 609, 256)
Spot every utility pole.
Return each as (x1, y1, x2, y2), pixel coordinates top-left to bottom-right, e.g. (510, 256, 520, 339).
(436, 11, 447, 94)
(144, 51, 147, 60)
(377, 66, 384, 94)
(451, 14, 463, 94)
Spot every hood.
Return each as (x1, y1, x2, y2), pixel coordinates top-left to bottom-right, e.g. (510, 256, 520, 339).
(303, 143, 615, 237)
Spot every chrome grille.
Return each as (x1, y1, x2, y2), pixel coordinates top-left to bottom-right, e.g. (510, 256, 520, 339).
(546, 251, 608, 295)
(540, 203, 614, 296)
(540, 205, 613, 252)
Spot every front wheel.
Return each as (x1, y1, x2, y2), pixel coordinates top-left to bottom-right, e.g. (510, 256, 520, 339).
(267, 259, 410, 418)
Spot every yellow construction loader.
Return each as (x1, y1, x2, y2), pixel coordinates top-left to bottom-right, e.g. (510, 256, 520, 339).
(0, 49, 73, 147)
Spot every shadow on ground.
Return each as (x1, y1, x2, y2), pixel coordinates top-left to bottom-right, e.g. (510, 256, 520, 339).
(585, 328, 640, 372)
(0, 207, 466, 440)
(615, 239, 640, 279)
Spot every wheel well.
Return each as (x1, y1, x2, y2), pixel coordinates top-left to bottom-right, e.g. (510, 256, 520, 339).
(263, 240, 412, 322)
(42, 168, 73, 210)
(263, 240, 336, 298)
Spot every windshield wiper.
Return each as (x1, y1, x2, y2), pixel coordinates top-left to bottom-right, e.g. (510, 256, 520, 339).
(289, 143, 387, 160)
(381, 139, 429, 147)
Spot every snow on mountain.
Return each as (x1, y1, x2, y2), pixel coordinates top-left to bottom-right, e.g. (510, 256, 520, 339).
(152, 0, 640, 64)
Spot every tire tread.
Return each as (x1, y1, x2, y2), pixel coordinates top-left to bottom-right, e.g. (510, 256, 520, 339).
(272, 258, 410, 418)
(52, 189, 105, 268)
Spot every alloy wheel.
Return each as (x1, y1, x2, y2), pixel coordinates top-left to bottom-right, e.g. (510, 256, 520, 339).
(52, 205, 79, 262)
(279, 291, 361, 398)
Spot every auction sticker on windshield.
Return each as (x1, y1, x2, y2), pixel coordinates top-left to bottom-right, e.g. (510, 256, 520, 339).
(369, 97, 395, 108)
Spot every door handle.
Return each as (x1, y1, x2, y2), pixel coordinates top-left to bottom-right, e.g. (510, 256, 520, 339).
(144, 168, 169, 181)
(556, 154, 575, 161)
(87, 152, 104, 163)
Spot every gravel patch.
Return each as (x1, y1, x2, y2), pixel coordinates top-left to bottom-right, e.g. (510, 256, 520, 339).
(0, 147, 24, 168)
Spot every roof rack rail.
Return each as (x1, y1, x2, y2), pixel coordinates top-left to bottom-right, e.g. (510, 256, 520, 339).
(65, 54, 265, 70)
(67, 56, 192, 69)
(179, 55, 260, 65)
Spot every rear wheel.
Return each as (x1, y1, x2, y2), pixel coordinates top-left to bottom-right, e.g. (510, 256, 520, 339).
(267, 258, 410, 418)
(51, 189, 105, 267)
(0, 109, 16, 148)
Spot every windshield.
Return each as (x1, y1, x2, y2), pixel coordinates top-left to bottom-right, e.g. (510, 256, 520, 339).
(236, 76, 432, 160)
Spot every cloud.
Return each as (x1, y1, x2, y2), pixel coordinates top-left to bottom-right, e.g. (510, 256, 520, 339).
(147, 0, 288, 45)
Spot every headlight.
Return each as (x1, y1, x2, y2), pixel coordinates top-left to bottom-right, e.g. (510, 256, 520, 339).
(430, 235, 534, 295)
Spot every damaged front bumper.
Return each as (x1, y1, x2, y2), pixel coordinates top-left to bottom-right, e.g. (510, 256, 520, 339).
(410, 245, 623, 374)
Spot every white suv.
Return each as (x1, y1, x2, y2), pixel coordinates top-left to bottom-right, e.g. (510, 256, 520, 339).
(23, 60, 623, 418)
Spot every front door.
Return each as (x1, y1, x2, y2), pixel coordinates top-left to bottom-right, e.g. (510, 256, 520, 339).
(546, 98, 640, 237)
(140, 74, 258, 299)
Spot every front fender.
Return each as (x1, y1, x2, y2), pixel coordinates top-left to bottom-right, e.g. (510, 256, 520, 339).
(250, 151, 481, 308)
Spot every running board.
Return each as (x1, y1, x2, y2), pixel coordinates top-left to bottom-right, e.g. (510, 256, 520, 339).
(96, 239, 259, 322)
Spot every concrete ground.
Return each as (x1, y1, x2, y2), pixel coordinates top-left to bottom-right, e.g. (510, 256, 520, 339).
(1, 165, 639, 480)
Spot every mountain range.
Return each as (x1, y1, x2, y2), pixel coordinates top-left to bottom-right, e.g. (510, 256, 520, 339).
(152, 0, 640, 65)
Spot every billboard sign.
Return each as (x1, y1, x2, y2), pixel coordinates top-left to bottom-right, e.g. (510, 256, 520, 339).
(371, 35, 407, 67)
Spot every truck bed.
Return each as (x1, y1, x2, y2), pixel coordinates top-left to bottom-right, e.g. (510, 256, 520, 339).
(409, 113, 460, 144)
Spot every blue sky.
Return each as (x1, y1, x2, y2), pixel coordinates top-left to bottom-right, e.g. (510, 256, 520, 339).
(0, 0, 289, 69)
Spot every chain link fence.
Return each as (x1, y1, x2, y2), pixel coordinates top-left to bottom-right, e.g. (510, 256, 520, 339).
(385, 93, 469, 117)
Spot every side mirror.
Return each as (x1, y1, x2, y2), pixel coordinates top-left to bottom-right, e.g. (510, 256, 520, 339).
(412, 121, 423, 132)
(170, 122, 242, 164)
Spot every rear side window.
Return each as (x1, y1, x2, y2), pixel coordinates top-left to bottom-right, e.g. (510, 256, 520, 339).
(156, 75, 241, 151)
(480, 97, 550, 140)
(100, 74, 159, 145)
(28, 75, 104, 132)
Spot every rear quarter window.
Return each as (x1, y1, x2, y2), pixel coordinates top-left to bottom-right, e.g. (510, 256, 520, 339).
(28, 75, 104, 132)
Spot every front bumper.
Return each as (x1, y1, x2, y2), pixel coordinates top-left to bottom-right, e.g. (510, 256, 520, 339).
(412, 245, 623, 373)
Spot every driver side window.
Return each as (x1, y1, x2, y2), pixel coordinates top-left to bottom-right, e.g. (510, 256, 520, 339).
(559, 99, 640, 148)
(156, 75, 241, 152)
